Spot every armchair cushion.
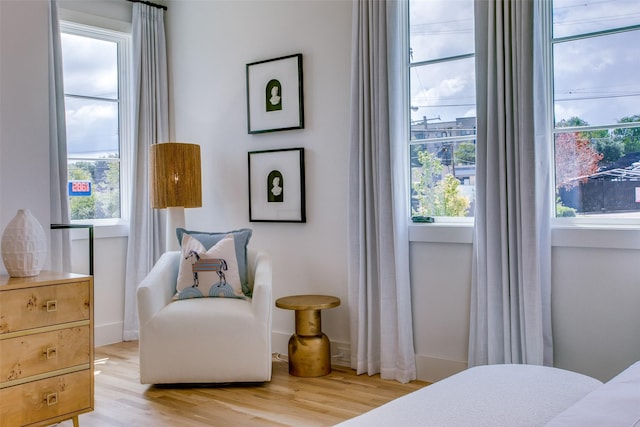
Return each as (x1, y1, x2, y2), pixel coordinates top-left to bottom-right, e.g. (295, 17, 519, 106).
(176, 233, 244, 299)
(177, 227, 252, 295)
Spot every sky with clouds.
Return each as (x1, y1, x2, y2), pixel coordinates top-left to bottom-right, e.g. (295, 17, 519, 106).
(61, 32, 119, 157)
(409, 0, 640, 129)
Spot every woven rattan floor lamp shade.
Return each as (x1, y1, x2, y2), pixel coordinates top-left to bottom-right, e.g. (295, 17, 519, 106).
(150, 142, 202, 251)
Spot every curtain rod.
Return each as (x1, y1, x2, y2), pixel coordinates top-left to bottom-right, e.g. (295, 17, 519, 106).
(127, 0, 167, 11)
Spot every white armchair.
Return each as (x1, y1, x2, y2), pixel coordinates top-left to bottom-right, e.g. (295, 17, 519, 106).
(136, 249, 272, 384)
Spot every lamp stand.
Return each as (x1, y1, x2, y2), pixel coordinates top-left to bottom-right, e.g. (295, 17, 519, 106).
(166, 206, 185, 252)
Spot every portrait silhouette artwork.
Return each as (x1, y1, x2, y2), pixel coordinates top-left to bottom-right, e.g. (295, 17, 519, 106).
(267, 170, 283, 202)
(266, 79, 282, 112)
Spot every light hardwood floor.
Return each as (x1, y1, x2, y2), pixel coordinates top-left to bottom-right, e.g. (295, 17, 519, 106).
(56, 341, 428, 427)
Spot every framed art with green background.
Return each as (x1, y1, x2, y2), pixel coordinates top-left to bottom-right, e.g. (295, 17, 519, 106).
(246, 54, 304, 134)
(248, 148, 306, 222)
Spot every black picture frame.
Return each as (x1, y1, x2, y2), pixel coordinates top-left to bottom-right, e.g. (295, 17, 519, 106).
(246, 54, 304, 134)
(248, 148, 306, 222)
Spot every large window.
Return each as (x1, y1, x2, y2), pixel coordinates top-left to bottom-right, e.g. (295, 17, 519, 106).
(409, 0, 476, 219)
(60, 22, 131, 223)
(552, 0, 640, 218)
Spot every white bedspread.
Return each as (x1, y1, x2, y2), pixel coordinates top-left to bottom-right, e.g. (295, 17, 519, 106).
(334, 364, 602, 427)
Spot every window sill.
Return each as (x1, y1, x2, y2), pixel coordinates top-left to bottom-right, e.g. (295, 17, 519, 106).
(409, 221, 640, 250)
(552, 224, 640, 250)
(409, 222, 473, 244)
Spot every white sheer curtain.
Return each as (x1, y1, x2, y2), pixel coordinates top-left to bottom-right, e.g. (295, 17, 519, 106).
(48, 0, 72, 273)
(469, 0, 553, 367)
(348, 0, 416, 384)
(123, 2, 168, 341)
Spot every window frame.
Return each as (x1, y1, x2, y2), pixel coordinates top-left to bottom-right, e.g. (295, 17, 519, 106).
(406, 1, 640, 232)
(549, 3, 640, 227)
(59, 19, 132, 233)
(406, 0, 477, 222)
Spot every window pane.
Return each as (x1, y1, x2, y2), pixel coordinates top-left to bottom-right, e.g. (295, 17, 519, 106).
(409, 1, 476, 219)
(65, 97, 119, 159)
(61, 33, 118, 99)
(68, 159, 121, 220)
(410, 57, 476, 128)
(409, 0, 474, 63)
(410, 139, 475, 217)
(553, 30, 640, 128)
(553, 0, 640, 39)
(555, 127, 640, 216)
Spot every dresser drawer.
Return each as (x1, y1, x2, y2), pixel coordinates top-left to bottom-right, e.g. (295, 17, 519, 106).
(0, 370, 92, 427)
(0, 281, 90, 333)
(0, 326, 90, 385)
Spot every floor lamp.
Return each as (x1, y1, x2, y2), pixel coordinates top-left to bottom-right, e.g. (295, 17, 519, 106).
(149, 142, 202, 252)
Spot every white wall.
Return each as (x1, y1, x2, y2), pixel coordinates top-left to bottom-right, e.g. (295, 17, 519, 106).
(0, 0, 51, 267)
(3, 0, 639, 384)
(410, 238, 472, 380)
(552, 234, 640, 382)
(166, 0, 353, 357)
(409, 226, 640, 383)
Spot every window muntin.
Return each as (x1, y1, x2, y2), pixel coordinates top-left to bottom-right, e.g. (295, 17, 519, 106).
(61, 33, 118, 98)
(553, 0, 640, 39)
(410, 57, 476, 125)
(409, 0, 476, 218)
(64, 97, 119, 158)
(553, 30, 640, 128)
(409, 0, 474, 63)
(60, 23, 130, 223)
(552, 0, 640, 218)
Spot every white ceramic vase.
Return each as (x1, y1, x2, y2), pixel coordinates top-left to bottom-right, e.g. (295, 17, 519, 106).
(1, 209, 47, 277)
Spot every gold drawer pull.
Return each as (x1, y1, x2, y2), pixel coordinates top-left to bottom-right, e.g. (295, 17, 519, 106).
(45, 392, 58, 406)
(44, 300, 58, 312)
(44, 347, 58, 359)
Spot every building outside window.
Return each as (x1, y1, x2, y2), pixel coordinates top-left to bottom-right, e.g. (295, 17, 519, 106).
(60, 21, 131, 223)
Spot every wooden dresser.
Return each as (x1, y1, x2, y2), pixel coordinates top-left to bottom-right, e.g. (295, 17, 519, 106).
(0, 272, 93, 427)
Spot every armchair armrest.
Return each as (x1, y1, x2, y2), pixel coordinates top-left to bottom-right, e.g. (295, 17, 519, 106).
(251, 251, 272, 321)
(137, 251, 181, 326)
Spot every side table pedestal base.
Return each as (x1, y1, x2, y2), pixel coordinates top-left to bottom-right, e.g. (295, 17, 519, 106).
(288, 333, 331, 377)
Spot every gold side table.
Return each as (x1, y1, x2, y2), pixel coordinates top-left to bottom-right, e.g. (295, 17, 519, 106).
(275, 294, 340, 377)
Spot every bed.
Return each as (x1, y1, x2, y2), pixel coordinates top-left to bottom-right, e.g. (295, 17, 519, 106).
(334, 361, 640, 427)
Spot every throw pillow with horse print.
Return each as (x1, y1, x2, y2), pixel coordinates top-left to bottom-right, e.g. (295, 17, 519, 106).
(175, 233, 245, 299)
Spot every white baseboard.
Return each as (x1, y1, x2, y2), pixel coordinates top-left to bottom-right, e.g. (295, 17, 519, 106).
(95, 321, 124, 347)
(416, 354, 467, 383)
